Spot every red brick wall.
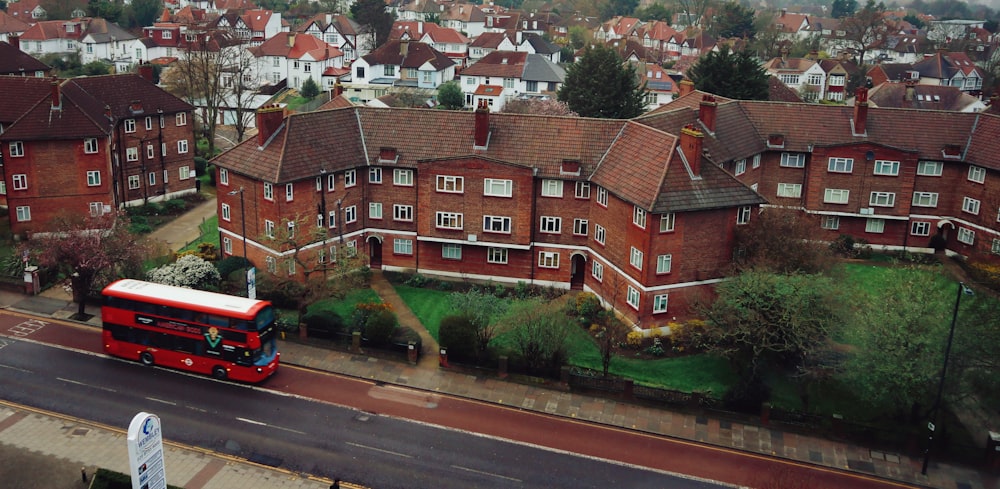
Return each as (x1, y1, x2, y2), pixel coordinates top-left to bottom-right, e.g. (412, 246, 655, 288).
(118, 111, 197, 205)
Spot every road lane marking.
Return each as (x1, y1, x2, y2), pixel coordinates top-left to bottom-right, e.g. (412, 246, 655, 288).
(7, 319, 48, 337)
(237, 417, 267, 425)
(234, 417, 305, 434)
(0, 363, 31, 373)
(146, 397, 177, 406)
(345, 441, 412, 458)
(57, 377, 117, 393)
(450, 465, 522, 482)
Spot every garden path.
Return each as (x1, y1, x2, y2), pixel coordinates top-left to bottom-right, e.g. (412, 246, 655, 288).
(369, 270, 441, 370)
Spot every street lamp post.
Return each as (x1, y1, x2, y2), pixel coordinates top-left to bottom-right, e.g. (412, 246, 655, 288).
(228, 187, 248, 297)
(921, 281, 973, 475)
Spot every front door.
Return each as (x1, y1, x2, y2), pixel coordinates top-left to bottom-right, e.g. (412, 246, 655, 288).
(368, 237, 383, 269)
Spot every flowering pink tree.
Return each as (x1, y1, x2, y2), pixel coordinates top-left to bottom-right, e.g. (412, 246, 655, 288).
(500, 98, 578, 117)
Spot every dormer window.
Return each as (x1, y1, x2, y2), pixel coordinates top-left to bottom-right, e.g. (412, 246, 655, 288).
(378, 147, 398, 164)
(943, 144, 962, 159)
(767, 134, 785, 148)
(560, 160, 580, 176)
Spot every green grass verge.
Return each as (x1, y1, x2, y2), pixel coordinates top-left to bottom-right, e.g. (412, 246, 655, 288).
(392, 284, 453, 339)
(178, 215, 219, 253)
(308, 288, 381, 320)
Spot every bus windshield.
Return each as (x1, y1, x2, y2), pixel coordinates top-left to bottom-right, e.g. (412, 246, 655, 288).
(255, 306, 275, 332)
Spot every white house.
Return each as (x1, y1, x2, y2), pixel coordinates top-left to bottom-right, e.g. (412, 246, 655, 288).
(253, 32, 345, 90)
(460, 50, 565, 110)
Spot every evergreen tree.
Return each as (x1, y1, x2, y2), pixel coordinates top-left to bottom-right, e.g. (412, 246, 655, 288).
(351, 0, 394, 51)
(713, 1, 756, 39)
(557, 45, 646, 119)
(300, 77, 320, 99)
(831, 0, 858, 18)
(436, 81, 464, 110)
(687, 46, 770, 100)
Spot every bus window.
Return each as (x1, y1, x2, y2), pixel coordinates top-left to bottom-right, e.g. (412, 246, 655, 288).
(255, 307, 275, 331)
(207, 315, 229, 328)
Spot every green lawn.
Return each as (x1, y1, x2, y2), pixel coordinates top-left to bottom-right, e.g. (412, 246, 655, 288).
(178, 215, 219, 253)
(393, 284, 455, 339)
(308, 288, 382, 320)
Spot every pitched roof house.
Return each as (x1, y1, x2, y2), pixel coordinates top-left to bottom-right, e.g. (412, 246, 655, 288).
(440, 3, 487, 39)
(296, 13, 362, 63)
(253, 32, 345, 91)
(0, 10, 33, 43)
(391, 21, 470, 67)
(863, 82, 986, 112)
(0, 39, 51, 76)
(460, 51, 565, 110)
(350, 39, 455, 100)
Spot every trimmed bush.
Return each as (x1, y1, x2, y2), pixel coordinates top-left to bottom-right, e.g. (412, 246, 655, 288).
(194, 156, 209, 176)
(393, 326, 422, 351)
(439, 314, 477, 362)
(303, 309, 345, 338)
(215, 256, 250, 278)
(364, 308, 399, 345)
(162, 199, 187, 214)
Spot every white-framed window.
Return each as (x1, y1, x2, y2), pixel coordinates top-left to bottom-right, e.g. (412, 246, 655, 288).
(912, 192, 938, 207)
(968, 165, 986, 183)
(752, 154, 761, 168)
(917, 161, 943, 176)
(266, 256, 276, 273)
(86, 170, 101, 186)
(734, 159, 746, 175)
(824, 188, 850, 204)
(653, 294, 669, 313)
(484, 178, 512, 197)
(9, 141, 24, 157)
(287, 258, 296, 275)
(327, 173, 336, 191)
(594, 224, 606, 245)
(15, 206, 30, 222)
(328, 211, 336, 228)
(176, 112, 187, 126)
(596, 186, 608, 207)
(148, 172, 156, 186)
(393, 204, 413, 222)
(126, 147, 138, 161)
(865, 218, 885, 233)
(84, 138, 98, 154)
(161, 143, 167, 156)
(780, 153, 805, 167)
(124, 119, 136, 133)
(484, 215, 511, 233)
(575, 181, 590, 199)
(626, 286, 640, 310)
(540, 216, 561, 233)
(317, 213, 324, 228)
(263, 183, 273, 200)
(573, 218, 588, 236)
(0, 181, 6, 194)
(737, 206, 752, 225)
(656, 254, 672, 274)
(538, 251, 559, 268)
(393, 169, 413, 186)
(660, 213, 675, 232)
(442, 243, 462, 260)
(962, 196, 981, 215)
(128, 175, 140, 189)
(958, 227, 975, 245)
(777, 183, 802, 198)
(541, 179, 563, 197)
(159, 114, 165, 128)
(369, 167, 382, 183)
(219, 168, 229, 185)
(223, 237, 232, 254)
(145, 116, 153, 130)
(828, 157, 854, 173)
(436, 211, 462, 229)
(821, 216, 840, 230)
(869, 192, 896, 207)
(992, 238, 1000, 255)
(316, 176, 322, 191)
(163, 170, 168, 183)
(487, 247, 508, 264)
(911, 221, 930, 236)
(264, 220, 275, 238)
(633, 206, 647, 228)
(318, 248, 326, 264)
(629, 247, 643, 270)
(179, 166, 191, 180)
(591, 261, 604, 281)
(345, 205, 357, 223)
(11, 174, 27, 190)
(436, 175, 463, 193)
(874, 160, 900, 176)
(393, 239, 413, 255)
(369, 202, 383, 219)
(177, 140, 189, 154)
(287, 221, 295, 238)
(344, 169, 357, 187)
(222, 203, 231, 221)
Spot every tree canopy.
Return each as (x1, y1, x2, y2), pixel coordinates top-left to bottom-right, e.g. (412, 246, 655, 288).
(557, 45, 646, 119)
(713, 1, 756, 39)
(300, 77, 321, 99)
(351, 0, 394, 51)
(688, 46, 770, 100)
(840, 0, 888, 64)
(436, 81, 464, 110)
(831, 0, 858, 18)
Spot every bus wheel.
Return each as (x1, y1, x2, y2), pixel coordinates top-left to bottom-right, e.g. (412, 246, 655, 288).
(139, 352, 154, 366)
(212, 366, 228, 380)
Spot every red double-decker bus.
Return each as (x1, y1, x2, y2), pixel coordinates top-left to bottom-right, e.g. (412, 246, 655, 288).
(101, 279, 279, 383)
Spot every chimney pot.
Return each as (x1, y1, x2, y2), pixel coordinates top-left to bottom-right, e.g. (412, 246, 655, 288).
(853, 87, 869, 135)
(474, 101, 490, 148)
(138, 63, 154, 82)
(256, 104, 285, 146)
(678, 79, 694, 97)
(699, 94, 717, 132)
(679, 124, 704, 175)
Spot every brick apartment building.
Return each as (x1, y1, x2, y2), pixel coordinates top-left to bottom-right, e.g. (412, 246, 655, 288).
(0, 68, 197, 237)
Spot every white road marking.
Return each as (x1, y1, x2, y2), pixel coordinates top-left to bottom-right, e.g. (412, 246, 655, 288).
(57, 377, 117, 393)
(234, 417, 305, 434)
(146, 397, 176, 406)
(0, 363, 31, 373)
(451, 465, 522, 482)
(237, 417, 267, 426)
(345, 441, 413, 458)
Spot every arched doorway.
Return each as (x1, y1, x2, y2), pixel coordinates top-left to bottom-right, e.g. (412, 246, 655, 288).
(570, 253, 586, 290)
(932, 220, 954, 252)
(367, 236, 383, 269)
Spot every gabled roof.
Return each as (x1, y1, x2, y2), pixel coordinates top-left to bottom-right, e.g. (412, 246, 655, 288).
(296, 13, 359, 36)
(20, 21, 76, 41)
(521, 33, 559, 55)
(66, 73, 194, 119)
(462, 50, 527, 77)
(763, 57, 816, 74)
(867, 82, 980, 111)
(254, 32, 343, 60)
(772, 11, 810, 33)
(391, 21, 468, 44)
(0, 76, 53, 125)
(81, 18, 137, 43)
(362, 40, 454, 71)
(241, 9, 273, 31)
(768, 76, 804, 102)
(215, 0, 257, 10)
(7, 0, 43, 21)
(522, 53, 564, 82)
(441, 3, 485, 23)
(470, 31, 515, 48)
(0, 79, 112, 141)
(912, 51, 985, 80)
(0, 41, 50, 75)
(0, 10, 32, 34)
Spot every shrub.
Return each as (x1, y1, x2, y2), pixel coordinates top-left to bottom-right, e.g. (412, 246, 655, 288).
(215, 256, 250, 278)
(723, 375, 772, 412)
(644, 337, 666, 356)
(162, 199, 187, 214)
(968, 258, 1000, 290)
(194, 156, 209, 176)
(351, 302, 391, 330)
(625, 331, 644, 349)
(568, 292, 603, 325)
(364, 308, 399, 345)
(405, 273, 432, 288)
(669, 319, 707, 353)
(147, 254, 221, 290)
(258, 278, 306, 309)
(393, 326, 422, 351)
(830, 234, 872, 259)
(208, 164, 217, 186)
(439, 314, 478, 362)
(303, 309, 345, 338)
(514, 281, 531, 299)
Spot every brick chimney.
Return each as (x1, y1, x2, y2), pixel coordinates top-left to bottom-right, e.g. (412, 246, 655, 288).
(138, 63, 154, 83)
(699, 94, 717, 132)
(9, 35, 19, 51)
(678, 79, 694, 97)
(287, 32, 296, 48)
(334, 80, 344, 98)
(904, 80, 915, 102)
(256, 104, 285, 146)
(400, 39, 409, 57)
(853, 86, 869, 135)
(474, 100, 490, 148)
(50, 76, 61, 110)
(679, 124, 704, 176)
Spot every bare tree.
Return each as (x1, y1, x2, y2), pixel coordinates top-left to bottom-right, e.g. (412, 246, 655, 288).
(225, 48, 263, 143)
(840, 0, 889, 65)
(595, 272, 633, 376)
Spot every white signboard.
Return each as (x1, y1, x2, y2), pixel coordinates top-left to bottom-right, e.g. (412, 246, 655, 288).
(247, 267, 256, 300)
(127, 412, 167, 489)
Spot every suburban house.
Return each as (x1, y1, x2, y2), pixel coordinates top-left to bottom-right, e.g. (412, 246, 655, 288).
(211, 8, 283, 46)
(860, 82, 986, 112)
(763, 57, 828, 102)
(0, 39, 51, 76)
(770, 10, 812, 40)
(910, 51, 985, 96)
(631, 59, 677, 111)
(6, 0, 46, 22)
(18, 20, 82, 58)
(0, 10, 32, 43)
(459, 51, 565, 110)
(78, 18, 138, 66)
(467, 31, 516, 64)
(0, 70, 197, 237)
(390, 21, 470, 68)
(252, 32, 345, 91)
(296, 13, 362, 63)
(518, 33, 561, 63)
(817, 58, 858, 102)
(348, 39, 455, 103)
(440, 3, 486, 39)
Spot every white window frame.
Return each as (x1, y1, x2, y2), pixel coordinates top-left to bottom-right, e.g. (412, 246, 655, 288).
(11, 174, 27, 190)
(435, 211, 463, 229)
(962, 196, 981, 215)
(824, 188, 850, 204)
(176, 112, 187, 126)
(633, 206, 647, 228)
(393, 239, 413, 255)
(865, 218, 885, 234)
(369, 202, 383, 219)
(219, 168, 229, 185)
(223, 237, 232, 254)
(126, 147, 138, 162)
(148, 172, 156, 186)
(538, 251, 559, 268)
(821, 216, 840, 230)
(737, 206, 751, 225)
(483, 215, 511, 233)
(345, 205, 357, 223)
(263, 183, 274, 200)
(344, 169, 357, 187)
(84, 138, 98, 154)
(958, 227, 975, 245)
(540, 216, 562, 233)
(968, 165, 986, 184)
(874, 160, 900, 176)
(869, 191, 896, 207)
(177, 140, 189, 154)
(393, 204, 413, 222)
(653, 294, 669, 313)
(992, 238, 1000, 255)
(917, 161, 943, 176)
(484, 178, 512, 197)
(265, 220, 275, 238)
(540, 179, 564, 197)
(15, 206, 30, 222)
(777, 183, 802, 198)
(626, 286, 640, 310)
(912, 192, 938, 207)
(128, 175, 140, 189)
(266, 256, 276, 273)
(9, 141, 24, 157)
(442, 243, 462, 260)
(327, 173, 336, 191)
(828, 157, 854, 173)
(369, 167, 382, 183)
(145, 116, 153, 130)
(222, 203, 231, 221)
(393, 169, 413, 186)
(656, 254, 672, 274)
(594, 224, 606, 245)
(573, 218, 588, 236)
(591, 261, 603, 281)
(124, 119, 136, 133)
(752, 154, 761, 168)
(596, 187, 608, 207)
(911, 221, 930, 236)
(86, 170, 101, 186)
(734, 159, 746, 175)
(660, 213, 675, 232)
(436, 175, 464, 193)
(575, 181, 590, 199)
(487, 247, 508, 264)
(179, 166, 191, 180)
(630, 246, 643, 270)
(780, 153, 805, 168)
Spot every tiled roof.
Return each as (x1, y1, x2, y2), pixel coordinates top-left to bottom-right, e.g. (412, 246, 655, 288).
(317, 95, 355, 110)
(474, 84, 502, 96)
(867, 82, 978, 111)
(254, 32, 342, 60)
(768, 76, 803, 102)
(590, 121, 673, 209)
(242, 9, 272, 31)
(462, 50, 526, 77)
(20, 21, 75, 41)
(0, 76, 53, 125)
(66, 73, 194, 119)
(0, 10, 32, 34)
(81, 18, 136, 43)
(7, 0, 41, 21)
(656, 152, 765, 213)
(391, 21, 468, 44)
(0, 79, 112, 141)
(362, 40, 454, 71)
(0, 41, 50, 75)
(469, 31, 514, 48)
(522, 53, 564, 82)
